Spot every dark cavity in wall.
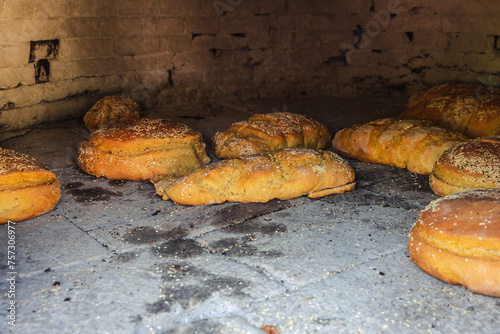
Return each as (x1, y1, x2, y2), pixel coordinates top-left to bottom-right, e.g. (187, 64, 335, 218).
(494, 36, 500, 54)
(35, 59, 50, 83)
(209, 48, 224, 58)
(29, 39, 59, 83)
(29, 39, 59, 62)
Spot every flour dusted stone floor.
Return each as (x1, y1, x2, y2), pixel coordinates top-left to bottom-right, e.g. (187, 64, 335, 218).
(1, 97, 499, 333)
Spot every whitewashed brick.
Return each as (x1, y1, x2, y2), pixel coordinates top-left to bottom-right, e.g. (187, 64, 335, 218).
(63, 38, 114, 60)
(0, 44, 30, 68)
(185, 17, 220, 35)
(112, 37, 161, 56)
(0, 64, 34, 88)
(59, 18, 105, 39)
(159, 35, 193, 53)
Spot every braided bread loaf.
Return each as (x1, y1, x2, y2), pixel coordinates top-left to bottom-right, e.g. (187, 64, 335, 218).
(399, 83, 500, 138)
(153, 148, 355, 205)
(332, 118, 469, 175)
(212, 112, 332, 158)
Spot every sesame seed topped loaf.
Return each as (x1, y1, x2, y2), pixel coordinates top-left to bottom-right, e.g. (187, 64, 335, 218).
(77, 118, 210, 181)
(212, 112, 332, 159)
(0, 148, 61, 223)
(430, 136, 500, 196)
(399, 83, 500, 138)
(408, 189, 500, 297)
(332, 118, 469, 175)
(83, 96, 141, 132)
(153, 148, 355, 205)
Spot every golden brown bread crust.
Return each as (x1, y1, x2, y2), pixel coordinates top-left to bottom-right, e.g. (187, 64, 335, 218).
(78, 118, 210, 181)
(429, 136, 500, 196)
(408, 189, 500, 297)
(332, 118, 469, 175)
(0, 148, 61, 223)
(400, 83, 500, 138)
(212, 112, 332, 158)
(153, 148, 355, 205)
(83, 96, 141, 132)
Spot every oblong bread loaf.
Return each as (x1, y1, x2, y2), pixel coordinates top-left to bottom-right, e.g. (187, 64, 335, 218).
(153, 148, 355, 205)
(408, 189, 500, 297)
(430, 136, 500, 196)
(332, 118, 469, 175)
(0, 148, 61, 223)
(78, 118, 210, 181)
(212, 112, 332, 158)
(399, 83, 500, 138)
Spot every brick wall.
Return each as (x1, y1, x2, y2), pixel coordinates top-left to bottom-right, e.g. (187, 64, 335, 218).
(1, 0, 499, 135)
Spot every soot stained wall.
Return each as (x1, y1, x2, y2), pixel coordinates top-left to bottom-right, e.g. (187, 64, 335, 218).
(1, 0, 499, 135)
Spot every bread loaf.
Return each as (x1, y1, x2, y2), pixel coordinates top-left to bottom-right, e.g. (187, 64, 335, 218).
(408, 189, 500, 297)
(0, 148, 61, 223)
(332, 118, 469, 175)
(84, 96, 141, 132)
(212, 112, 332, 159)
(78, 118, 210, 181)
(429, 136, 500, 196)
(399, 83, 500, 138)
(153, 148, 355, 205)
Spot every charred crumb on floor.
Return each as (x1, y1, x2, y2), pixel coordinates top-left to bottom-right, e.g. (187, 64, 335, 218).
(152, 238, 205, 259)
(63, 181, 84, 189)
(112, 251, 139, 263)
(67, 186, 122, 203)
(223, 220, 288, 235)
(124, 226, 189, 245)
(209, 200, 294, 227)
(208, 237, 285, 258)
(147, 263, 250, 314)
(107, 179, 131, 187)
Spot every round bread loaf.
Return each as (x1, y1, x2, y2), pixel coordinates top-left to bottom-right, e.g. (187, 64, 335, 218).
(212, 112, 332, 159)
(430, 136, 500, 196)
(399, 83, 500, 138)
(408, 189, 500, 297)
(83, 96, 141, 132)
(0, 148, 61, 223)
(77, 118, 210, 181)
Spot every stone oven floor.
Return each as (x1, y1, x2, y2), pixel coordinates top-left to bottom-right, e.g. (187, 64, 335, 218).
(1, 97, 499, 334)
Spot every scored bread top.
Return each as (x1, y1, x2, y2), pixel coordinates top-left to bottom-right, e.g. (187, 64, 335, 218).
(88, 118, 205, 156)
(0, 147, 58, 190)
(432, 136, 500, 189)
(212, 112, 332, 158)
(84, 96, 141, 132)
(157, 148, 355, 205)
(401, 83, 500, 138)
(411, 189, 500, 261)
(332, 118, 469, 174)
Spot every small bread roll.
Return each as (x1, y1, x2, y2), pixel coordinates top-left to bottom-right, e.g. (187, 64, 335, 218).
(212, 112, 332, 158)
(430, 136, 500, 196)
(0, 148, 61, 223)
(408, 189, 500, 297)
(84, 96, 141, 132)
(399, 83, 500, 138)
(153, 148, 355, 205)
(78, 118, 210, 181)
